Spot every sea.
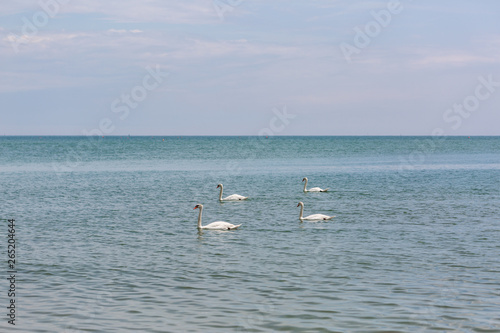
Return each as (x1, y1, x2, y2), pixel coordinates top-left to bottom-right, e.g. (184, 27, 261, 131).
(0, 136, 499, 332)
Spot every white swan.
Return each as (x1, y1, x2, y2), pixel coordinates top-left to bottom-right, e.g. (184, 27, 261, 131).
(194, 204, 241, 230)
(302, 177, 329, 192)
(217, 184, 248, 201)
(297, 202, 335, 221)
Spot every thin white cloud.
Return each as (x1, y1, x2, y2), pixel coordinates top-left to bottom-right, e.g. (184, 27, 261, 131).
(407, 39, 500, 68)
(0, 0, 219, 24)
(2, 29, 301, 59)
(0, 28, 311, 93)
(412, 54, 499, 67)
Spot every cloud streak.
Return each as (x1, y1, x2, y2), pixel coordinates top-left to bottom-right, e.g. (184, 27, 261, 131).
(0, 0, 218, 23)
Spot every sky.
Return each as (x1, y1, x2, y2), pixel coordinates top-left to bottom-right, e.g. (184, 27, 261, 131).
(0, 0, 499, 136)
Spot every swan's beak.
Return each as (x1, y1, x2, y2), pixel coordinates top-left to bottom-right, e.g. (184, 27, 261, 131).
(193, 206, 198, 210)
(297, 203, 300, 207)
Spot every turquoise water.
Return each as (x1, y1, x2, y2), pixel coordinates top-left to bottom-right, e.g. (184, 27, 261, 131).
(1, 136, 499, 332)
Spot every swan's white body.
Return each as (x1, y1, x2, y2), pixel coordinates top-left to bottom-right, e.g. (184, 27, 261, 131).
(217, 184, 248, 201)
(194, 204, 241, 230)
(297, 202, 335, 221)
(302, 177, 329, 192)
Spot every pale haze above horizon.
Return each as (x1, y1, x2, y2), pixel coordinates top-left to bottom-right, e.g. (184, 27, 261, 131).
(1, 0, 499, 136)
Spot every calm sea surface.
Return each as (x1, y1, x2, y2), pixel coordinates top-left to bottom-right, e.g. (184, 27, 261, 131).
(1, 136, 499, 332)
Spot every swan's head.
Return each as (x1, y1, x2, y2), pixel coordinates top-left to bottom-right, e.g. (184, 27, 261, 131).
(216, 184, 223, 189)
(297, 202, 304, 207)
(194, 204, 203, 210)
(302, 177, 307, 182)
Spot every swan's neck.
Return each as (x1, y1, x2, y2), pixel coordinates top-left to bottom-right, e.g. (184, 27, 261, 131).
(197, 207, 203, 228)
(299, 205, 304, 219)
(218, 185, 223, 201)
(303, 179, 308, 191)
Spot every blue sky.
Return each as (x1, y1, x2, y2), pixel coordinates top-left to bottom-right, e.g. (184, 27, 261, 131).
(0, 0, 499, 135)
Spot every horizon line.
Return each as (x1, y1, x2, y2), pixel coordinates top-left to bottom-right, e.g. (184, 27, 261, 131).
(0, 135, 498, 137)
